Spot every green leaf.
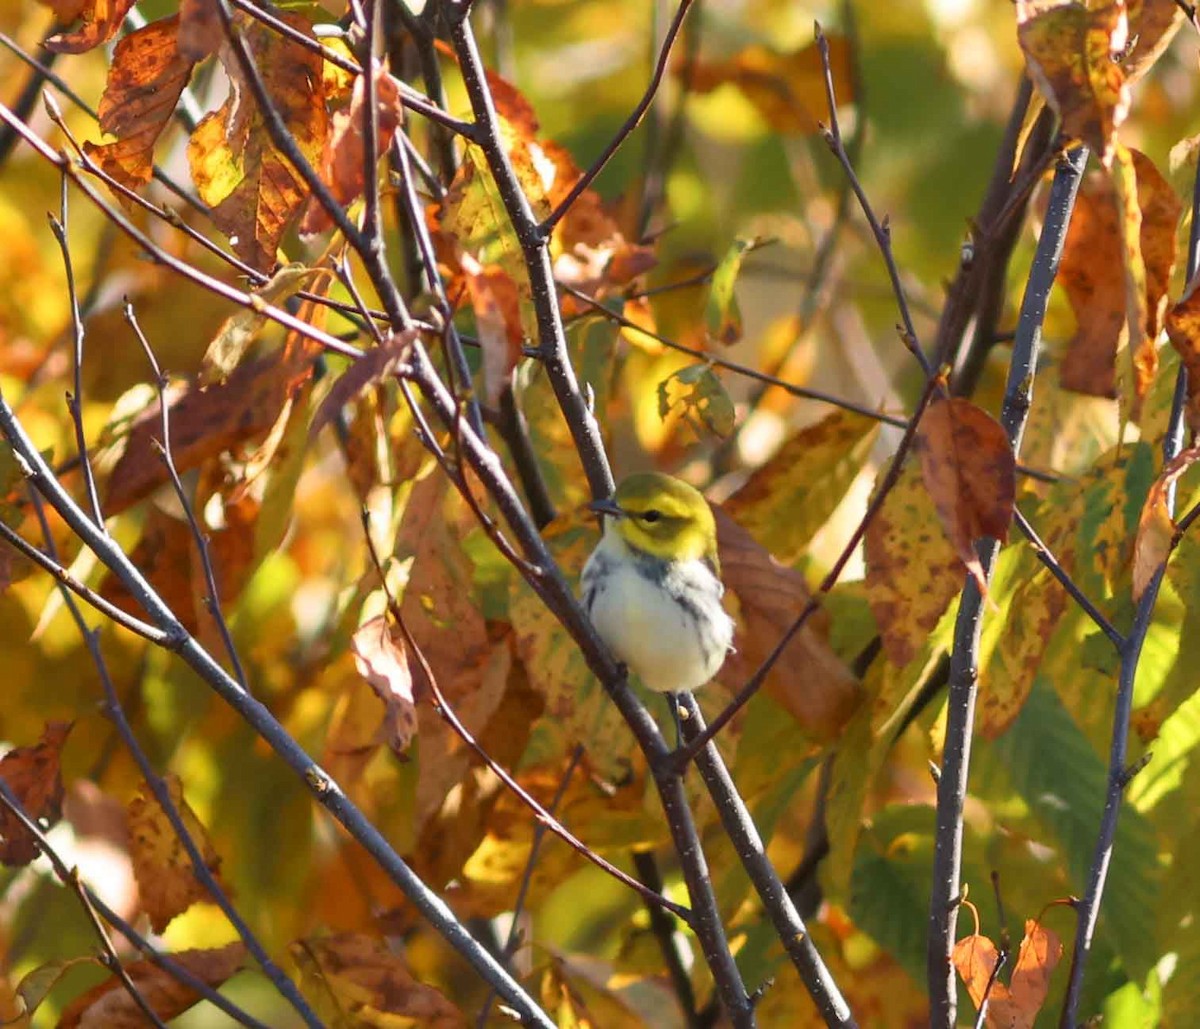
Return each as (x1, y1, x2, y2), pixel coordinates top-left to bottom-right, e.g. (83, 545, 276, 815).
(657, 363, 736, 439)
(705, 236, 757, 345)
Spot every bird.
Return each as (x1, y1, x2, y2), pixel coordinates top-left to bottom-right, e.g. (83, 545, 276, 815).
(581, 472, 735, 741)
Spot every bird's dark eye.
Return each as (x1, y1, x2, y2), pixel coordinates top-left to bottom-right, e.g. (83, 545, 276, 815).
(642, 509, 662, 523)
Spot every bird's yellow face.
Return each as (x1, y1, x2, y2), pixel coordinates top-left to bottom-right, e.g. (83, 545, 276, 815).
(590, 472, 719, 569)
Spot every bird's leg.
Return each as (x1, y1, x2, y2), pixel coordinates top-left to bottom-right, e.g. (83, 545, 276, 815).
(667, 692, 686, 750)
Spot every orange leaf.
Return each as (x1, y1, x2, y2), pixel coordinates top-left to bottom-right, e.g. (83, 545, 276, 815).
(45, 0, 138, 54)
(127, 775, 224, 933)
(916, 398, 1015, 593)
(1057, 151, 1179, 401)
(187, 12, 328, 270)
(291, 932, 466, 1027)
(952, 932, 1006, 1012)
(0, 722, 72, 867)
(460, 255, 525, 409)
(715, 510, 861, 738)
(58, 943, 247, 1028)
(1017, 0, 1130, 167)
(1166, 271, 1200, 435)
(350, 615, 418, 757)
(300, 66, 404, 238)
(82, 17, 197, 192)
(989, 920, 1064, 1029)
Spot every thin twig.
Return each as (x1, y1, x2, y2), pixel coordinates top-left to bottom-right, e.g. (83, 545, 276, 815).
(927, 145, 1088, 1029)
(540, 0, 696, 236)
(632, 850, 701, 1028)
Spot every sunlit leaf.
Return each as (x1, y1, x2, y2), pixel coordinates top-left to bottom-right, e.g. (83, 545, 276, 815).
(127, 774, 224, 933)
(350, 614, 417, 756)
(705, 237, 756, 346)
(82, 17, 197, 191)
(0, 721, 72, 866)
(57, 943, 247, 1028)
(44, 0, 138, 54)
(657, 363, 736, 439)
(915, 397, 1015, 593)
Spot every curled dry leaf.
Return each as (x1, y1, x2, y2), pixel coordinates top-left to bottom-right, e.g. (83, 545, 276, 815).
(0, 721, 73, 866)
(460, 254, 525, 410)
(1058, 150, 1180, 402)
(301, 65, 404, 238)
(1166, 270, 1200, 435)
(291, 932, 466, 1028)
(915, 397, 1016, 594)
(1132, 445, 1200, 599)
(127, 774, 224, 933)
(82, 16, 197, 192)
(350, 615, 418, 756)
(57, 942, 247, 1028)
(714, 509, 861, 738)
(1017, 0, 1130, 167)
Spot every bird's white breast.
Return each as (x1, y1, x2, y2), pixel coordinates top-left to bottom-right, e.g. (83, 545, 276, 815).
(582, 529, 734, 694)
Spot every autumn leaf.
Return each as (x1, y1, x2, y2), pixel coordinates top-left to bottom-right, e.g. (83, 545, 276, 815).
(187, 12, 328, 270)
(12, 957, 101, 1022)
(44, 0, 138, 54)
(1017, 0, 1131, 168)
(0, 722, 72, 867)
(127, 775, 224, 933)
(82, 17, 197, 192)
(1133, 446, 1200, 599)
(684, 35, 856, 134)
(460, 254, 525, 409)
(915, 397, 1015, 592)
(291, 932, 466, 1027)
(715, 510, 861, 738)
(57, 943, 247, 1028)
(350, 615, 418, 757)
(657, 363, 736, 439)
(1166, 269, 1200, 435)
(992, 920, 1064, 1029)
(724, 409, 879, 564)
(705, 237, 757, 346)
(1058, 150, 1181, 401)
(201, 264, 325, 384)
(864, 458, 963, 666)
(178, 0, 223, 61)
(301, 65, 404, 238)
(953, 932, 1003, 1013)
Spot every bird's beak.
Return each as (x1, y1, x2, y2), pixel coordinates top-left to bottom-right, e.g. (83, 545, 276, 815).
(588, 497, 624, 520)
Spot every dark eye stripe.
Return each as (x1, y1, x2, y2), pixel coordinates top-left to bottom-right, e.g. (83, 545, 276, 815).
(641, 509, 662, 523)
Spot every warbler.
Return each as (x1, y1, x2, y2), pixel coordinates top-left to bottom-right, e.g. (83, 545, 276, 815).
(581, 473, 735, 716)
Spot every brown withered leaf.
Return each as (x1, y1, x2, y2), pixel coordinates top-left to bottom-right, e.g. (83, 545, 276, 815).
(916, 397, 1015, 592)
(350, 615, 418, 757)
(82, 17, 197, 192)
(45, 0, 138, 53)
(1132, 445, 1200, 599)
(715, 510, 861, 738)
(292, 932, 465, 1028)
(1017, 0, 1130, 167)
(864, 458, 964, 666)
(1123, 0, 1186, 85)
(0, 722, 73, 866)
(301, 66, 403, 238)
(178, 0, 221, 60)
(58, 943, 247, 1028)
(1059, 149, 1179, 400)
(1166, 274, 1200, 438)
(308, 328, 416, 440)
(127, 775, 224, 933)
(684, 36, 855, 134)
(187, 13, 328, 270)
(105, 350, 314, 514)
(460, 254, 524, 409)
